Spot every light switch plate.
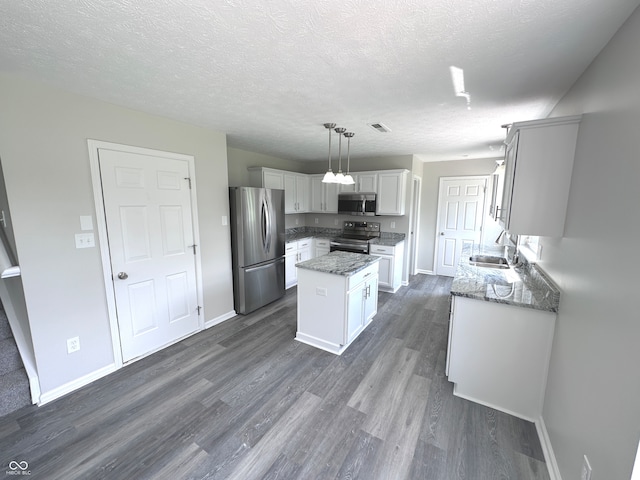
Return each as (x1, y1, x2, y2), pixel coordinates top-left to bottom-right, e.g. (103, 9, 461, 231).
(75, 233, 95, 249)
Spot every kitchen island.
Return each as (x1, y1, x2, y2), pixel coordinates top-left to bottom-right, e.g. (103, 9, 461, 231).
(295, 251, 380, 355)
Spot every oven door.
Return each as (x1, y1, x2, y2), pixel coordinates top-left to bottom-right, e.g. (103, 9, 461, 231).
(330, 240, 369, 254)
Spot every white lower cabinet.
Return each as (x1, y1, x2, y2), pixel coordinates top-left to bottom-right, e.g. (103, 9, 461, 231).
(296, 262, 378, 355)
(285, 239, 312, 288)
(446, 295, 556, 420)
(314, 238, 330, 258)
(369, 241, 404, 293)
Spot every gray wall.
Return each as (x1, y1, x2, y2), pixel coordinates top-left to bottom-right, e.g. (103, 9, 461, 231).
(417, 158, 499, 273)
(537, 6, 640, 479)
(0, 74, 234, 396)
(227, 147, 306, 187)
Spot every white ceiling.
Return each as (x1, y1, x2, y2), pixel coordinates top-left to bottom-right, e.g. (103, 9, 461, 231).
(1, 0, 639, 163)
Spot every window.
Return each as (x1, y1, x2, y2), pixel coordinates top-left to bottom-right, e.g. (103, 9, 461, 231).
(518, 235, 540, 262)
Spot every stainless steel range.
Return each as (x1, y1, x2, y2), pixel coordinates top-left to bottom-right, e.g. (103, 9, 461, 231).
(330, 221, 381, 254)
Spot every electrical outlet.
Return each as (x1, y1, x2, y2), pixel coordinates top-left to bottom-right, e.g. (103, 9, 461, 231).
(67, 337, 80, 354)
(334, 219, 339, 225)
(295, 218, 299, 225)
(581, 455, 592, 480)
(315, 218, 319, 224)
(390, 221, 396, 229)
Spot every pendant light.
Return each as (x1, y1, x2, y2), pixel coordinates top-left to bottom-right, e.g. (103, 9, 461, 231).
(343, 132, 355, 185)
(322, 123, 337, 183)
(334, 127, 346, 184)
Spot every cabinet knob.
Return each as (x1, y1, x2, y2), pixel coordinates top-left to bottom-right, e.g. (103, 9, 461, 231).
(440, 232, 445, 236)
(117, 272, 128, 280)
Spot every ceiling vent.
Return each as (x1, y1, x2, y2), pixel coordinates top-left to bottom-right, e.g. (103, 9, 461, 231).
(368, 123, 391, 133)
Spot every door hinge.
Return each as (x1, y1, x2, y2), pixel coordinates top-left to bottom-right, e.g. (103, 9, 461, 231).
(197, 306, 202, 315)
(184, 177, 192, 189)
(189, 244, 197, 254)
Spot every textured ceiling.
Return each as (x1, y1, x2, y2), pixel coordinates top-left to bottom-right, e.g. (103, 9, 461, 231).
(1, 0, 639, 162)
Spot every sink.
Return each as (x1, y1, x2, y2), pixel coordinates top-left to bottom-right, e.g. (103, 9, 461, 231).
(469, 255, 510, 269)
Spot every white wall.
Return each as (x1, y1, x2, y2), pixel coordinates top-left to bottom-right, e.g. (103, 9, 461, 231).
(0, 74, 234, 397)
(417, 158, 499, 273)
(538, 6, 640, 479)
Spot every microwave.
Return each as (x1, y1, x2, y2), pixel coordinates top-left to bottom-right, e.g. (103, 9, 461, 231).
(337, 192, 377, 216)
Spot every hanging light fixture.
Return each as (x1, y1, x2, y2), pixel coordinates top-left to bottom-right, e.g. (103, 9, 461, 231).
(334, 127, 346, 184)
(343, 132, 355, 185)
(322, 123, 337, 183)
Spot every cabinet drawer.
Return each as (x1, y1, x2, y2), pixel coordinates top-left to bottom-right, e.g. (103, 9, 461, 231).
(297, 238, 312, 248)
(315, 239, 330, 247)
(369, 244, 394, 255)
(285, 242, 297, 252)
(348, 263, 379, 289)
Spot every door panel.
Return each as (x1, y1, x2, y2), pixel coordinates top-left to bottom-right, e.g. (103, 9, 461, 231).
(436, 177, 487, 277)
(99, 148, 199, 362)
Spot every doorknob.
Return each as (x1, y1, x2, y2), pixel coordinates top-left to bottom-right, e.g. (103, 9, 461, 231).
(117, 272, 128, 280)
(440, 232, 445, 236)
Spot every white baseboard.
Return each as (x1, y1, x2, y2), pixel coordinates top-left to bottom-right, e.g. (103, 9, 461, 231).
(205, 309, 236, 329)
(416, 269, 435, 275)
(38, 363, 117, 406)
(536, 416, 562, 480)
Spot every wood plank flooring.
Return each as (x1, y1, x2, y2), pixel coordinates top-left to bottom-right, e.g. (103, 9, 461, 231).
(0, 274, 550, 480)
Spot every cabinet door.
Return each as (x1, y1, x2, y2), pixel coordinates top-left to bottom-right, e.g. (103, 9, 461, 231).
(309, 175, 324, 212)
(339, 178, 357, 193)
(377, 171, 406, 215)
(357, 173, 378, 193)
(498, 133, 517, 229)
(283, 174, 298, 213)
(285, 251, 297, 288)
(324, 182, 339, 213)
(263, 170, 284, 190)
(346, 283, 365, 344)
(298, 246, 312, 263)
(295, 175, 310, 212)
(363, 276, 378, 323)
(372, 254, 392, 288)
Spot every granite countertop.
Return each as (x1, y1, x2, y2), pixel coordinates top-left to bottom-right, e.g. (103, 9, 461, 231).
(296, 251, 380, 276)
(285, 227, 340, 243)
(450, 246, 561, 312)
(370, 233, 405, 247)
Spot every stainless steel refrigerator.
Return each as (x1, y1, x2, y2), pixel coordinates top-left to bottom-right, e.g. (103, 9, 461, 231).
(229, 187, 285, 314)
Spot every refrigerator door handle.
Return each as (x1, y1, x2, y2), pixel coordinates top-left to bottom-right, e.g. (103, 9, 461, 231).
(263, 194, 272, 253)
(244, 257, 284, 273)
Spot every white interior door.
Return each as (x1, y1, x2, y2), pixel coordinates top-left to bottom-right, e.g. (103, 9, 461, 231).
(98, 148, 199, 362)
(435, 177, 487, 277)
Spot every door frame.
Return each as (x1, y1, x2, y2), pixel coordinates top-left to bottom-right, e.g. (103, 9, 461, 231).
(433, 175, 489, 275)
(87, 140, 204, 369)
(407, 175, 421, 277)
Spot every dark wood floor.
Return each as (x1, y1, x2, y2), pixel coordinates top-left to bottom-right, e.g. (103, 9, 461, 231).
(0, 274, 549, 480)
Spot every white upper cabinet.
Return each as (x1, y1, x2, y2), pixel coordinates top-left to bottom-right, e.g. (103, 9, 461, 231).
(310, 174, 339, 213)
(357, 173, 378, 193)
(249, 167, 309, 214)
(376, 170, 408, 215)
(283, 173, 309, 213)
(249, 167, 409, 216)
(498, 115, 581, 237)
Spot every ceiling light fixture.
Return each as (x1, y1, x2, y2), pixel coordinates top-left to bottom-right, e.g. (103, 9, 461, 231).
(334, 127, 346, 184)
(449, 65, 471, 110)
(322, 123, 337, 183)
(343, 132, 355, 185)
